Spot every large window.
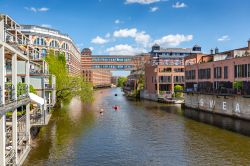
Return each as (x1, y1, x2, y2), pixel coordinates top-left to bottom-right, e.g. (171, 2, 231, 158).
(214, 67, 222, 79)
(234, 64, 249, 78)
(62, 43, 69, 50)
(185, 70, 196, 80)
(224, 66, 228, 79)
(33, 38, 47, 46)
(159, 76, 171, 83)
(198, 68, 211, 79)
(49, 40, 59, 48)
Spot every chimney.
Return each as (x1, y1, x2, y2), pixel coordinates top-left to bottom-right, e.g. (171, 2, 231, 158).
(210, 49, 214, 55)
(215, 47, 219, 54)
(248, 39, 250, 50)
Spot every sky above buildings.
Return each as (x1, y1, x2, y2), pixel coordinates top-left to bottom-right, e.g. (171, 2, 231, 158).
(1, 0, 250, 75)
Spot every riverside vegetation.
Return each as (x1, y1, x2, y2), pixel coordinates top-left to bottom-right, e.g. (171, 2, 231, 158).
(46, 50, 94, 107)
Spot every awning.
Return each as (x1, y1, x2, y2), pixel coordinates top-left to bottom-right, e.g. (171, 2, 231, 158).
(29, 93, 45, 106)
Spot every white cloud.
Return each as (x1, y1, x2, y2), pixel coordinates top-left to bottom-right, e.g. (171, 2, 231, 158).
(154, 34, 193, 47)
(113, 28, 138, 38)
(125, 0, 161, 4)
(41, 24, 52, 28)
(113, 28, 151, 46)
(150, 6, 159, 12)
(134, 32, 151, 47)
(25, 7, 49, 12)
(172, 2, 187, 8)
(218, 35, 230, 42)
(89, 47, 94, 51)
(106, 44, 146, 55)
(91, 36, 109, 44)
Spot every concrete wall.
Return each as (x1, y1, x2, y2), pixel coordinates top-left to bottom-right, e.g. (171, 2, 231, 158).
(140, 90, 158, 101)
(185, 93, 250, 120)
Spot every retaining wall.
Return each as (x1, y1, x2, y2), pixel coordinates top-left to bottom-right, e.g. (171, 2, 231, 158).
(185, 93, 250, 120)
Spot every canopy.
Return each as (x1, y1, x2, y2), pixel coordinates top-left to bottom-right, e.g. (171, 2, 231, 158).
(29, 93, 45, 106)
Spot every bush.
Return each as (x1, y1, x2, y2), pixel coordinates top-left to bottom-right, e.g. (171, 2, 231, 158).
(174, 85, 184, 98)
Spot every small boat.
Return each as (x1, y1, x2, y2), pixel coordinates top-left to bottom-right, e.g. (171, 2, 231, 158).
(112, 105, 120, 110)
(115, 94, 118, 96)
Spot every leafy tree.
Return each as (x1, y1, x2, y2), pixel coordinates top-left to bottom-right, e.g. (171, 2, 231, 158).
(117, 77, 127, 87)
(29, 85, 37, 94)
(45, 50, 93, 107)
(174, 85, 184, 98)
(233, 81, 243, 89)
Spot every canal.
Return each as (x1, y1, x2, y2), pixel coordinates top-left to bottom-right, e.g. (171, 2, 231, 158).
(24, 88, 250, 165)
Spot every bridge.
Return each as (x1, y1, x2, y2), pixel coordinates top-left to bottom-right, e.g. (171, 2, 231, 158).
(81, 54, 149, 70)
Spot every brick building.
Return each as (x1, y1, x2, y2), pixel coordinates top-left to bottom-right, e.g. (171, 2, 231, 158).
(184, 40, 250, 95)
(144, 44, 202, 96)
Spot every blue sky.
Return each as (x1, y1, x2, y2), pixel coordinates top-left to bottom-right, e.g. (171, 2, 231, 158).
(1, 0, 250, 56)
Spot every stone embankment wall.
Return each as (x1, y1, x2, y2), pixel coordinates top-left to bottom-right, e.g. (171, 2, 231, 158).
(185, 93, 250, 120)
(140, 90, 158, 101)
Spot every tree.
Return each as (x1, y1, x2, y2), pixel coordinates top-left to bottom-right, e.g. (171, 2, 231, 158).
(174, 85, 184, 98)
(117, 77, 127, 87)
(46, 50, 93, 106)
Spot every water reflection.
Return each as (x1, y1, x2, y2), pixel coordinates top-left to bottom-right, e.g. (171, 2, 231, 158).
(24, 88, 250, 165)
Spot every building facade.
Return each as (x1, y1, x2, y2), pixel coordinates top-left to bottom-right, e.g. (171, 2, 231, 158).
(0, 14, 57, 165)
(20, 25, 82, 75)
(83, 69, 112, 88)
(144, 44, 202, 98)
(185, 40, 250, 95)
(0, 14, 32, 166)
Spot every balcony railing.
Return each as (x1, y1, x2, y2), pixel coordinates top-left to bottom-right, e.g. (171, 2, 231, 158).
(30, 108, 45, 125)
(30, 69, 49, 75)
(4, 31, 29, 57)
(5, 83, 15, 104)
(185, 88, 250, 96)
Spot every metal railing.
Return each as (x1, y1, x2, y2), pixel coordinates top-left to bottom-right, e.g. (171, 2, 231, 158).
(185, 88, 250, 96)
(30, 108, 45, 125)
(17, 132, 29, 159)
(4, 31, 29, 57)
(5, 149, 15, 166)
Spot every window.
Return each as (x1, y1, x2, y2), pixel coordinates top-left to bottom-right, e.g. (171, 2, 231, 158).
(224, 66, 228, 79)
(33, 38, 47, 46)
(62, 43, 69, 50)
(198, 68, 211, 79)
(214, 67, 222, 79)
(49, 40, 59, 48)
(234, 64, 249, 78)
(185, 70, 196, 80)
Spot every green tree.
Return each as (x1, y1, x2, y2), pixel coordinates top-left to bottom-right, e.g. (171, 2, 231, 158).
(117, 77, 127, 87)
(46, 50, 93, 107)
(174, 85, 184, 98)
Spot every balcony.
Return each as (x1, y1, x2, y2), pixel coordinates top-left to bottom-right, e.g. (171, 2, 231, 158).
(0, 84, 30, 113)
(4, 31, 29, 58)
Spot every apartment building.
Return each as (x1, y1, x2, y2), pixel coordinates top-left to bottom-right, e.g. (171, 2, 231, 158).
(0, 14, 32, 166)
(144, 44, 202, 97)
(83, 69, 112, 88)
(20, 25, 82, 75)
(185, 40, 250, 95)
(0, 14, 57, 165)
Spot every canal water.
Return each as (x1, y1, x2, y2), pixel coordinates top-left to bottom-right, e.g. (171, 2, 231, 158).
(24, 88, 250, 166)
